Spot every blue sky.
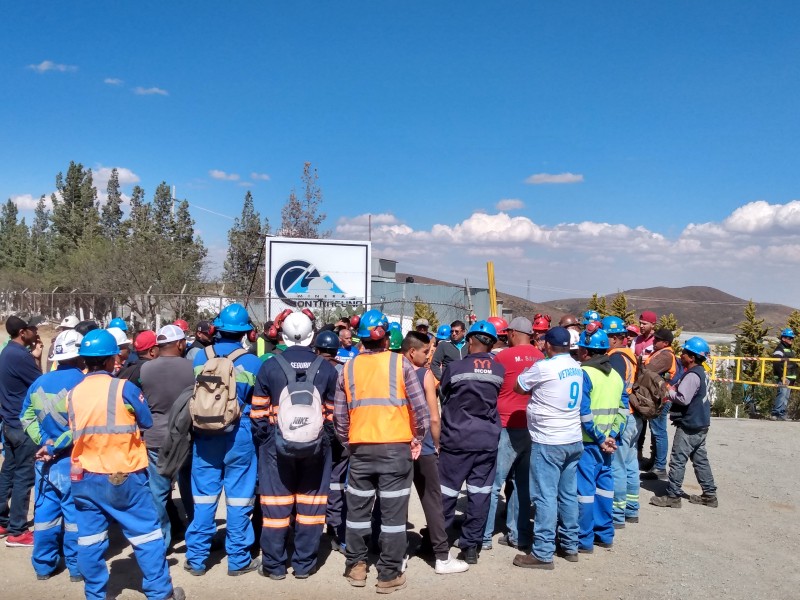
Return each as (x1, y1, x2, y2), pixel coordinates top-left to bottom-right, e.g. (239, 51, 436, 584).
(4, 2, 800, 306)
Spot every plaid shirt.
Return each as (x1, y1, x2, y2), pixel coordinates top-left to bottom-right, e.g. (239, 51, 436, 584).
(334, 349, 429, 448)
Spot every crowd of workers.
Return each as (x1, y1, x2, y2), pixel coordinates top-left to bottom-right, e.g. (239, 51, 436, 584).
(0, 300, 774, 598)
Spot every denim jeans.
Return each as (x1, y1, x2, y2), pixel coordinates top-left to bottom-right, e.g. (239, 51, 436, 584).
(611, 414, 639, 524)
(772, 385, 790, 418)
(0, 424, 37, 535)
(483, 428, 531, 546)
(666, 427, 717, 498)
(529, 441, 582, 562)
(146, 448, 173, 549)
(650, 401, 672, 470)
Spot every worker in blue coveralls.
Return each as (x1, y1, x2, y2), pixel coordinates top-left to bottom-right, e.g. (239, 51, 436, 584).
(574, 325, 627, 553)
(184, 303, 262, 577)
(20, 329, 86, 582)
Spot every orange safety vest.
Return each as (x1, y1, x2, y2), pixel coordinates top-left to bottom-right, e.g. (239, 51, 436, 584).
(643, 347, 677, 381)
(343, 351, 413, 444)
(608, 347, 638, 414)
(68, 374, 148, 474)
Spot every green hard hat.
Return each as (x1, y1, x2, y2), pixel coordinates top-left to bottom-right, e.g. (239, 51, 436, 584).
(389, 328, 404, 351)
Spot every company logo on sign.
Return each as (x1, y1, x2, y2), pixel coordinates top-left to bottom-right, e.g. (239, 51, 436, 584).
(274, 260, 360, 308)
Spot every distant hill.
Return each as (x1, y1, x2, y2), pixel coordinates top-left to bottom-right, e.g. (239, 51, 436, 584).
(541, 286, 797, 334)
(396, 274, 796, 334)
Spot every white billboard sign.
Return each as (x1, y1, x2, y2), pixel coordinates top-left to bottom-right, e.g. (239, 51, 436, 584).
(266, 237, 371, 320)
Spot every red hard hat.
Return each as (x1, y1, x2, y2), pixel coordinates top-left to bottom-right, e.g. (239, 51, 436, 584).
(532, 315, 551, 332)
(173, 319, 190, 333)
(349, 315, 361, 329)
(487, 316, 508, 335)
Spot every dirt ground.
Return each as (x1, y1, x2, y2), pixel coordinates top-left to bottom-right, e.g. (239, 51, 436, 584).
(1, 418, 798, 600)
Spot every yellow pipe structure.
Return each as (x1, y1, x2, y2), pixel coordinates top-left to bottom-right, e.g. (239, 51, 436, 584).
(707, 356, 800, 390)
(487, 261, 497, 317)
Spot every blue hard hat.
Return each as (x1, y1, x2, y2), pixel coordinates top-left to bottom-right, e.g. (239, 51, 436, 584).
(314, 330, 340, 352)
(357, 309, 389, 338)
(578, 328, 609, 350)
(601, 316, 626, 336)
(108, 317, 127, 332)
(387, 322, 402, 332)
(466, 320, 498, 343)
(780, 328, 796, 339)
(213, 303, 253, 333)
(682, 336, 710, 361)
(436, 324, 451, 340)
(581, 310, 601, 326)
(79, 329, 120, 357)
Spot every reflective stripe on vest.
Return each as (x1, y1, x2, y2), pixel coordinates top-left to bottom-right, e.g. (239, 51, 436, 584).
(582, 366, 625, 443)
(68, 375, 148, 474)
(343, 352, 413, 444)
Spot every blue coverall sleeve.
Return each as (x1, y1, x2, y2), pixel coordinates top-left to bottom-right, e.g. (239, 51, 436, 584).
(580, 371, 606, 445)
(122, 381, 153, 430)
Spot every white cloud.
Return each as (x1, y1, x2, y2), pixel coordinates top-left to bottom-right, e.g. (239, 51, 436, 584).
(104, 78, 123, 85)
(11, 194, 44, 211)
(91, 166, 140, 205)
(133, 86, 169, 96)
(209, 169, 240, 181)
(495, 198, 524, 211)
(525, 172, 584, 185)
(251, 172, 270, 181)
(27, 60, 77, 73)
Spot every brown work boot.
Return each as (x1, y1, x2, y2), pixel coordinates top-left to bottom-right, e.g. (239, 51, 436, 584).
(689, 494, 719, 508)
(345, 561, 367, 587)
(376, 573, 407, 594)
(649, 495, 681, 508)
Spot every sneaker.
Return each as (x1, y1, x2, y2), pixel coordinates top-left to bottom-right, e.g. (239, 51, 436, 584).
(400, 554, 409, 573)
(458, 546, 478, 565)
(434, 553, 469, 574)
(512, 554, 554, 570)
(556, 548, 579, 562)
(481, 541, 493, 551)
(625, 516, 639, 524)
(294, 572, 310, 580)
(689, 494, 719, 508)
(376, 573, 407, 594)
(650, 495, 681, 508)
(641, 468, 667, 481)
(183, 562, 206, 577)
(259, 566, 286, 580)
(5, 531, 33, 547)
(344, 561, 367, 587)
(228, 557, 259, 576)
(169, 588, 186, 600)
(0, 525, 8, 538)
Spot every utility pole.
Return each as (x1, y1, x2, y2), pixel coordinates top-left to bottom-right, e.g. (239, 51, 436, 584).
(526, 280, 531, 301)
(465, 278, 473, 321)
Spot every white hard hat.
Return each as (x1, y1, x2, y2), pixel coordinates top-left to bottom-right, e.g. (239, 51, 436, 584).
(281, 312, 314, 347)
(59, 315, 80, 330)
(569, 329, 580, 351)
(52, 329, 84, 362)
(106, 326, 132, 348)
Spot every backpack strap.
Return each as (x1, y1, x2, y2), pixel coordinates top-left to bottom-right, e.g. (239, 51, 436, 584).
(305, 356, 324, 382)
(225, 348, 248, 364)
(273, 353, 298, 383)
(204, 345, 216, 360)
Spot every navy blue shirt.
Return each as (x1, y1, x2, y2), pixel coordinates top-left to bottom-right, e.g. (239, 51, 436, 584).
(439, 351, 505, 452)
(0, 341, 42, 428)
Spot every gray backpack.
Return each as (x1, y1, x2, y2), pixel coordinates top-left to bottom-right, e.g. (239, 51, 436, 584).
(273, 354, 325, 457)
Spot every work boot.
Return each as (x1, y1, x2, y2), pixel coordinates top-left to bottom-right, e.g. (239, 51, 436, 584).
(556, 548, 579, 562)
(168, 588, 186, 600)
(344, 561, 368, 587)
(376, 573, 406, 594)
(228, 557, 260, 576)
(613, 523, 625, 530)
(513, 554, 554, 570)
(434, 552, 469, 574)
(458, 546, 478, 565)
(649, 495, 681, 508)
(595, 540, 613, 549)
(183, 562, 206, 577)
(689, 494, 719, 508)
(259, 566, 286, 580)
(625, 516, 639, 524)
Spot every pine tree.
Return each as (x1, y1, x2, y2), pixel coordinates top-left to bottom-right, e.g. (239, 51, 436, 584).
(785, 310, 800, 354)
(27, 195, 52, 274)
(224, 191, 268, 297)
(51, 162, 98, 250)
(733, 300, 772, 415)
(101, 167, 124, 239)
(413, 299, 439, 332)
(151, 182, 174, 238)
(586, 293, 608, 318)
(609, 293, 635, 324)
(127, 185, 150, 237)
(280, 162, 328, 238)
(656, 313, 683, 354)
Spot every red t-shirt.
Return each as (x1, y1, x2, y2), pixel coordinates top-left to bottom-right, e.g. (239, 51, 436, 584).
(495, 345, 544, 429)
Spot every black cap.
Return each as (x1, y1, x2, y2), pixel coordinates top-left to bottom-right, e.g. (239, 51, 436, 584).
(6, 316, 30, 337)
(654, 328, 674, 344)
(196, 321, 213, 334)
(544, 326, 571, 348)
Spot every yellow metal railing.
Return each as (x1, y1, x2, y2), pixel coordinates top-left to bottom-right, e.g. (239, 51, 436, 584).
(707, 356, 800, 390)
